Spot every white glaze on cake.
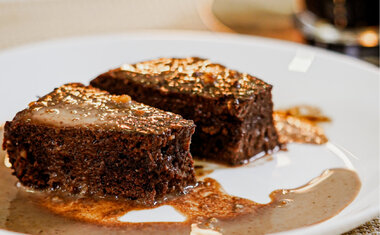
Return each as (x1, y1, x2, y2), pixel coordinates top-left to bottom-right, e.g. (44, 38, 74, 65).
(22, 83, 193, 135)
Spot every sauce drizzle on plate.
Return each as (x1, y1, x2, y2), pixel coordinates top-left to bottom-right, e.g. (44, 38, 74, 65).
(0, 107, 361, 235)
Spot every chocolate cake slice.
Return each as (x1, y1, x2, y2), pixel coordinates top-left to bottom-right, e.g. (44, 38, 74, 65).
(2, 83, 196, 203)
(90, 57, 280, 165)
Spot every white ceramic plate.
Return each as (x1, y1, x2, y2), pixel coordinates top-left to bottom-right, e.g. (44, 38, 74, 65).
(0, 31, 378, 235)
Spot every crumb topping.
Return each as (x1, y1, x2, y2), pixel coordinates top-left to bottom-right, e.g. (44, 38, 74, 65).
(24, 83, 193, 134)
(116, 57, 270, 99)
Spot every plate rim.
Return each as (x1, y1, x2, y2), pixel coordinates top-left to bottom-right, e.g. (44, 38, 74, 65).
(0, 30, 378, 75)
(0, 30, 378, 234)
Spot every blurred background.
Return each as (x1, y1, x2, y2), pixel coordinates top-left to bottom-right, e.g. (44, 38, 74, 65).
(0, 0, 378, 65)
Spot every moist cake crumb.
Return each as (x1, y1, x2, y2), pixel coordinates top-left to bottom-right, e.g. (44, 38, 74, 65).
(2, 83, 196, 203)
(91, 57, 281, 165)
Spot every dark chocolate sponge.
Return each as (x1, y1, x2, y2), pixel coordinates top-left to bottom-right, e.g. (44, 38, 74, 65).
(90, 57, 280, 165)
(3, 83, 196, 203)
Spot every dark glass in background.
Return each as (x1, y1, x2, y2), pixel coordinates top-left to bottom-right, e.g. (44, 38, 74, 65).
(207, 0, 378, 65)
(305, 0, 379, 28)
(294, 0, 379, 65)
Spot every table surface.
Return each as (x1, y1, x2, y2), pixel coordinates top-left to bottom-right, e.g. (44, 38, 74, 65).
(0, 0, 378, 234)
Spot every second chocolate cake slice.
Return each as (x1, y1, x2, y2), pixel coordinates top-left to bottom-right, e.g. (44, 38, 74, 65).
(91, 57, 280, 165)
(3, 83, 196, 203)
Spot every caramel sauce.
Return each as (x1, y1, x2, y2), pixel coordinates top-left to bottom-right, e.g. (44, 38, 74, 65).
(274, 105, 330, 144)
(0, 154, 360, 235)
(0, 106, 361, 235)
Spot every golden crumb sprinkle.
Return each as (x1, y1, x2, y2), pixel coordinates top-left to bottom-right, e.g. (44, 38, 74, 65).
(28, 101, 37, 107)
(112, 94, 131, 103)
(116, 57, 269, 99)
(134, 109, 145, 116)
(203, 72, 216, 85)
